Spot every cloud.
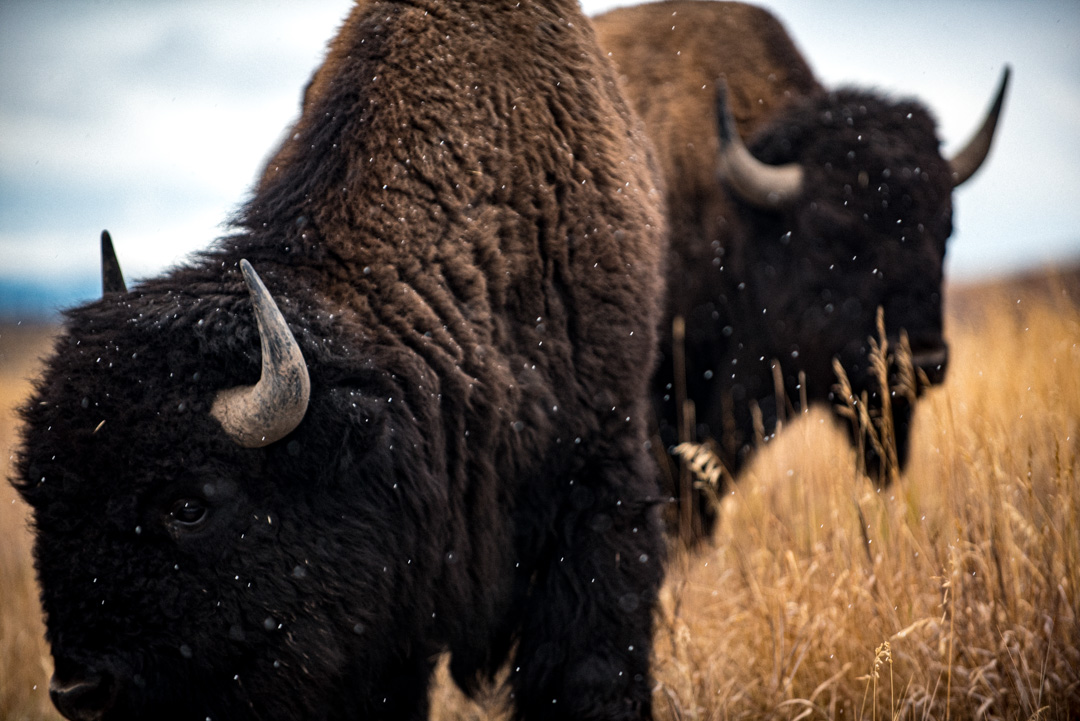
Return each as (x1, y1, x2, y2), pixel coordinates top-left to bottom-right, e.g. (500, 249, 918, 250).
(0, 0, 344, 294)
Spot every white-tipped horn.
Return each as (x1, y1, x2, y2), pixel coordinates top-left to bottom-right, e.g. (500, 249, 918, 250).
(211, 260, 310, 448)
(949, 66, 1011, 187)
(715, 80, 804, 210)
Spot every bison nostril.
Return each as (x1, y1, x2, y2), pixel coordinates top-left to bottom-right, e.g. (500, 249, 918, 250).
(49, 670, 117, 721)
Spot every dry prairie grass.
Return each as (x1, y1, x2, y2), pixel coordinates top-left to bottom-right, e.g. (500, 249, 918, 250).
(1, 324, 60, 720)
(2, 270, 1078, 720)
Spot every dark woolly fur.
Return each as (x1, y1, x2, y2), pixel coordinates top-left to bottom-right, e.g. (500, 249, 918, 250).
(13, 1, 667, 719)
(594, 1, 956, 540)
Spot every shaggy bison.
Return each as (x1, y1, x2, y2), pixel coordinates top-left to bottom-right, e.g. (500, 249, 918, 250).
(593, 0, 1008, 542)
(14, 1, 667, 719)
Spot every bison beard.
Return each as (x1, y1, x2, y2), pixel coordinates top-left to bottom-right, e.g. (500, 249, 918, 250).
(13, 2, 668, 720)
(593, 0, 1007, 545)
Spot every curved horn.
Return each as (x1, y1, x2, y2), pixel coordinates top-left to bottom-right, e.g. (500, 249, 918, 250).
(101, 230, 127, 295)
(211, 260, 310, 448)
(715, 79, 804, 210)
(948, 65, 1011, 187)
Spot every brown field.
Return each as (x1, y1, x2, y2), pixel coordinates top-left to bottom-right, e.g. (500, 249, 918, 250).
(2, 268, 1078, 720)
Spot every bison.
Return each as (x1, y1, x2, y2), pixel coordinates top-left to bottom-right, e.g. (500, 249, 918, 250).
(593, 0, 1008, 542)
(13, 1, 668, 719)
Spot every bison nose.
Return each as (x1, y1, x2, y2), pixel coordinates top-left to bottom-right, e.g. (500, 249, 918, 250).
(909, 342, 949, 386)
(49, 670, 117, 721)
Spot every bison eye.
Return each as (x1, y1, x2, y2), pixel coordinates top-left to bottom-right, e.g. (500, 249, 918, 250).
(168, 499, 209, 528)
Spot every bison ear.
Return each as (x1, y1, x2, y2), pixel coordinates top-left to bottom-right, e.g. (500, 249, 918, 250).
(949, 65, 1011, 187)
(714, 79, 804, 211)
(101, 230, 127, 295)
(211, 260, 311, 448)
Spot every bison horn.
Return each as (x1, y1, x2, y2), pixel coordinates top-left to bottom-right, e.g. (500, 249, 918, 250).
(715, 80, 804, 210)
(211, 260, 310, 448)
(948, 66, 1011, 187)
(101, 230, 127, 295)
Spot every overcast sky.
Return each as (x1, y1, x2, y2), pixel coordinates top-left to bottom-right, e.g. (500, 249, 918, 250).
(1, 0, 1078, 317)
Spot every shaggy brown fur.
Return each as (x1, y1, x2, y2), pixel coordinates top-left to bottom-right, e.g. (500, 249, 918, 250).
(595, 1, 819, 316)
(14, 1, 667, 719)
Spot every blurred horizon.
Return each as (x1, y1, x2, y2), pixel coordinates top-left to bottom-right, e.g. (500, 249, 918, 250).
(2, 0, 1078, 320)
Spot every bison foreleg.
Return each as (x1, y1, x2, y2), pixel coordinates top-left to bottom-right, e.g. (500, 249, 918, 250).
(511, 450, 664, 720)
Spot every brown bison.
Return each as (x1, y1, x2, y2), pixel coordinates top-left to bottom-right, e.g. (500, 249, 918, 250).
(593, 0, 1008, 542)
(13, 1, 668, 719)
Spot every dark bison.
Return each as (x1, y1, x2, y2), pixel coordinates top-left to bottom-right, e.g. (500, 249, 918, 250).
(13, 1, 668, 719)
(593, 0, 1008, 542)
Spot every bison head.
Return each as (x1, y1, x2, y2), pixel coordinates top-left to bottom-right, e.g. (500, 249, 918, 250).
(14, 241, 442, 720)
(714, 69, 1008, 480)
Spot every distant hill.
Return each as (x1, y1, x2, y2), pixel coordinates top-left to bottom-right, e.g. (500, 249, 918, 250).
(0, 277, 99, 322)
(948, 262, 1080, 319)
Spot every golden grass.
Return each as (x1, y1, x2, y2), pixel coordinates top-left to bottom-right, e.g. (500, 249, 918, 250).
(2, 271, 1078, 719)
(645, 275, 1080, 720)
(1, 324, 60, 720)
